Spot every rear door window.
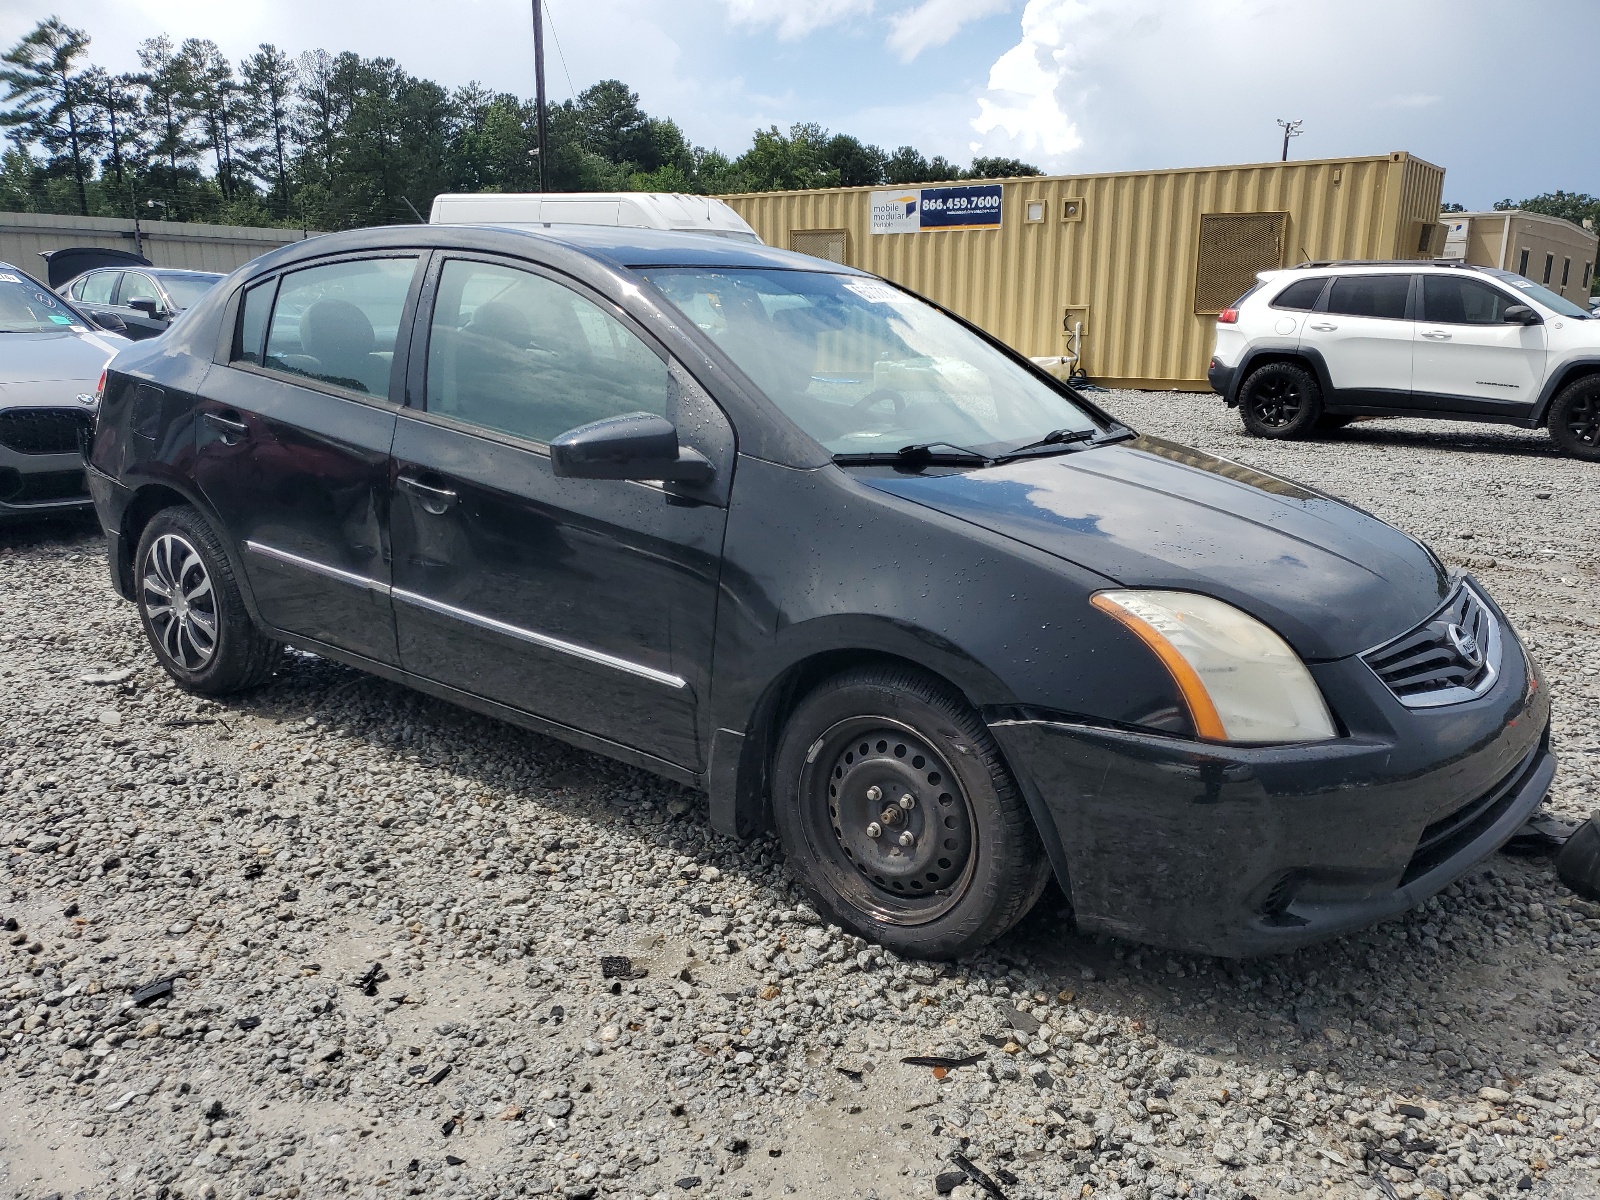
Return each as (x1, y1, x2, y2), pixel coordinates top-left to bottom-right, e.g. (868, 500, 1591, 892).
(78, 271, 119, 305)
(260, 257, 418, 398)
(1325, 275, 1411, 320)
(1271, 277, 1327, 310)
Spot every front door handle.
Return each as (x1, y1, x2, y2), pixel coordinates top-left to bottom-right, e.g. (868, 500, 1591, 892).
(1308, 322, 1338, 332)
(203, 411, 249, 445)
(398, 473, 458, 515)
(1421, 330, 1453, 340)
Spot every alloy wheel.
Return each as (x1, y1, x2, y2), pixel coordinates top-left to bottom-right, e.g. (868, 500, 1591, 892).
(1249, 376, 1302, 427)
(1564, 391, 1600, 447)
(802, 717, 977, 926)
(141, 532, 219, 670)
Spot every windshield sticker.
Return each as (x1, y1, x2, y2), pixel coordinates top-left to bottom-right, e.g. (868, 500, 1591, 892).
(843, 281, 909, 304)
(48, 314, 74, 324)
(0, 273, 20, 283)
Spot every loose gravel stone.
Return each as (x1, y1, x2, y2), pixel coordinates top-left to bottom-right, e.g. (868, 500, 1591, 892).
(1, 395, 1597, 1200)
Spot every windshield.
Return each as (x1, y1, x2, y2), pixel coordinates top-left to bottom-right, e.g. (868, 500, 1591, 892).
(639, 267, 1103, 458)
(159, 274, 219, 309)
(1484, 268, 1591, 318)
(0, 271, 89, 333)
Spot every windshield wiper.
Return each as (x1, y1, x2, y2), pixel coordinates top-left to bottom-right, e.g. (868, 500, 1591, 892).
(832, 441, 992, 469)
(991, 427, 1096, 463)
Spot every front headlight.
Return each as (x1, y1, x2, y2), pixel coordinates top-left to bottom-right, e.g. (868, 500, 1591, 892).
(1091, 589, 1337, 744)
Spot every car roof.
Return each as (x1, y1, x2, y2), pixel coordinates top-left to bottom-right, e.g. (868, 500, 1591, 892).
(150, 268, 224, 279)
(1274, 259, 1492, 274)
(249, 223, 863, 278)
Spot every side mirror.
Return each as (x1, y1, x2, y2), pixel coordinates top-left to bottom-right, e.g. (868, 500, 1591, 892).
(550, 412, 714, 485)
(92, 311, 127, 333)
(1504, 304, 1541, 325)
(127, 297, 164, 318)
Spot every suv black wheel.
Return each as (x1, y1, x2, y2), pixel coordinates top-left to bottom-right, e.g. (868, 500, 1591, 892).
(1548, 376, 1600, 461)
(771, 665, 1051, 959)
(135, 506, 282, 695)
(1238, 361, 1323, 439)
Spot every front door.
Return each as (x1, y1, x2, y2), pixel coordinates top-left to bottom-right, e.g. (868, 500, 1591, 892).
(115, 271, 173, 339)
(389, 255, 731, 770)
(192, 253, 423, 665)
(1310, 273, 1415, 402)
(1413, 273, 1548, 413)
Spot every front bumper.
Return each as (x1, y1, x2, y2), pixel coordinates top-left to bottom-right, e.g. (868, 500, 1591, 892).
(991, 597, 1552, 957)
(0, 444, 92, 522)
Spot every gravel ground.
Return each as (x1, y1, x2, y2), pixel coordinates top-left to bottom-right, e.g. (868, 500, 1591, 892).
(1, 392, 1597, 1200)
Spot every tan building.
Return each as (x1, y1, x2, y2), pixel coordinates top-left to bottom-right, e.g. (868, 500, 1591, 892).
(1440, 210, 1596, 304)
(0, 211, 313, 276)
(724, 151, 1446, 390)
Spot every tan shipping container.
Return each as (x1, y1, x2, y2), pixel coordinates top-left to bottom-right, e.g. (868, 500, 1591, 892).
(724, 151, 1445, 390)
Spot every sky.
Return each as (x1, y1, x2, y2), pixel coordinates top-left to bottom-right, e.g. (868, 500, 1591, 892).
(2, 0, 1594, 207)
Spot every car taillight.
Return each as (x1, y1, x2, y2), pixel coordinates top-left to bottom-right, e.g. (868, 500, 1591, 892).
(1217, 308, 1239, 324)
(95, 369, 106, 400)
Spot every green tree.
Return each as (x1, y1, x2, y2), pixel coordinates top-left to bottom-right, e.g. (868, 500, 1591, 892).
(967, 155, 1040, 179)
(138, 35, 205, 217)
(735, 123, 839, 191)
(1494, 191, 1600, 231)
(0, 17, 98, 214)
(239, 44, 299, 219)
(178, 38, 243, 202)
(821, 134, 886, 187)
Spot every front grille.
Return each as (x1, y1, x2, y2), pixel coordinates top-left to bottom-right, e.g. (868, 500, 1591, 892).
(0, 408, 91, 455)
(1362, 583, 1501, 708)
(1402, 743, 1542, 884)
(0, 467, 88, 504)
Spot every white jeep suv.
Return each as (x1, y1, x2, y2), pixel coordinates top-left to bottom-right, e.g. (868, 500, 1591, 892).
(1208, 260, 1600, 459)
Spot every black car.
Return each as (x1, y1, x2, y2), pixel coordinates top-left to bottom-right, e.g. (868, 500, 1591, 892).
(85, 225, 1554, 959)
(62, 266, 223, 339)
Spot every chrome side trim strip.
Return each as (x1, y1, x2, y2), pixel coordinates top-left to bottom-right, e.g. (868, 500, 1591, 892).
(391, 587, 687, 690)
(244, 540, 391, 594)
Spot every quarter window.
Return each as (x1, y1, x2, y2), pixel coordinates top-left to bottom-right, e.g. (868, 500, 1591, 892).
(261, 257, 417, 397)
(1324, 275, 1410, 320)
(1271, 277, 1327, 311)
(1421, 276, 1521, 325)
(232, 281, 275, 365)
(424, 259, 667, 445)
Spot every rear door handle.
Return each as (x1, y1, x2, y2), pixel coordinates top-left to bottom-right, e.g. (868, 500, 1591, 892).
(1421, 330, 1452, 340)
(398, 473, 458, 515)
(1308, 322, 1338, 332)
(203, 411, 249, 445)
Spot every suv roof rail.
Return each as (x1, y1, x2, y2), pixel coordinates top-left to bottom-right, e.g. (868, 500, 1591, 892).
(1292, 258, 1483, 270)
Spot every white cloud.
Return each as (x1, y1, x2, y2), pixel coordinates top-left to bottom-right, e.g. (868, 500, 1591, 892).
(721, 0, 874, 40)
(886, 0, 1013, 62)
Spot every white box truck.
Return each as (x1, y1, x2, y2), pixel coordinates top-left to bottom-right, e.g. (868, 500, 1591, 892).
(428, 192, 761, 242)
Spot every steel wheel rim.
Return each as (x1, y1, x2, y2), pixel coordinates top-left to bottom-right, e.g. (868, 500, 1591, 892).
(1249, 376, 1301, 427)
(798, 716, 977, 926)
(1565, 393, 1600, 447)
(141, 533, 218, 671)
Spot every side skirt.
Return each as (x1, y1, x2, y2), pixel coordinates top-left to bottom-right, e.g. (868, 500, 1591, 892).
(268, 629, 704, 791)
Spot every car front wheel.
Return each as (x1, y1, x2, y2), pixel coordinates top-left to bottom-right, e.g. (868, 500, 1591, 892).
(134, 506, 282, 695)
(1548, 376, 1600, 461)
(1238, 361, 1323, 439)
(771, 665, 1051, 959)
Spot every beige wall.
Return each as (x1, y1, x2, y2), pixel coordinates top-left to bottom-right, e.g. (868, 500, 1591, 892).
(1444, 211, 1597, 303)
(0, 211, 319, 278)
(725, 152, 1444, 389)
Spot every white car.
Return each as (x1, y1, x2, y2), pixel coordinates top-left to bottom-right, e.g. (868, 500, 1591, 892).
(1208, 260, 1600, 459)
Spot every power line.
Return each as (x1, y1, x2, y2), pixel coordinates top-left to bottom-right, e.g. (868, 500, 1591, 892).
(543, 0, 577, 100)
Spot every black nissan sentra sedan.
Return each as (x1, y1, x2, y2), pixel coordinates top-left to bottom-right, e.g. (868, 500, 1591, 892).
(85, 224, 1554, 958)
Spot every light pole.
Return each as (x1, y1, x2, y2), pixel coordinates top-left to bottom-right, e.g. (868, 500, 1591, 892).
(1277, 119, 1303, 162)
(532, 0, 550, 192)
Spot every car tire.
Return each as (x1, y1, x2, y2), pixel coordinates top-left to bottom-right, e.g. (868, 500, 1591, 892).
(134, 506, 282, 695)
(1547, 376, 1600, 461)
(771, 665, 1051, 959)
(1238, 361, 1323, 439)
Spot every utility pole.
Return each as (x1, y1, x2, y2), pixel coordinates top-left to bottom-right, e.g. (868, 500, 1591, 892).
(1277, 119, 1303, 162)
(532, 0, 550, 192)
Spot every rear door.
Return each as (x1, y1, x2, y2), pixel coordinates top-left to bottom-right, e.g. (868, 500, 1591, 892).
(1413, 274, 1547, 414)
(1307, 273, 1415, 402)
(388, 253, 732, 770)
(192, 253, 424, 665)
(72, 270, 122, 328)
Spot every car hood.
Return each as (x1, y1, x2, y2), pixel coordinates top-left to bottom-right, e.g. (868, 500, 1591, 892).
(0, 328, 126, 386)
(856, 435, 1450, 660)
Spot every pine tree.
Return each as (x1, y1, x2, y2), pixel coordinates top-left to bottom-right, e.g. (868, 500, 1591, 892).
(0, 17, 99, 214)
(239, 44, 299, 218)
